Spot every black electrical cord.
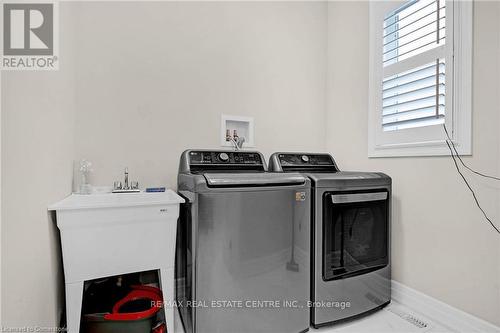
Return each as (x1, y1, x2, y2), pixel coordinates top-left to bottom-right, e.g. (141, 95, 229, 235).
(443, 125, 500, 181)
(444, 134, 500, 234)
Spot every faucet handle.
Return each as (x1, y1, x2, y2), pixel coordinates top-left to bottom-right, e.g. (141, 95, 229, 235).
(123, 167, 130, 189)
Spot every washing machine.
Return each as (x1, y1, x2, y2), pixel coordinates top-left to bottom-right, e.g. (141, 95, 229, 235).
(176, 150, 311, 333)
(269, 153, 391, 328)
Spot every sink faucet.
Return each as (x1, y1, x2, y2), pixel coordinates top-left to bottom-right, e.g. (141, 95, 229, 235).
(112, 167, 139, 192)
(124, 167, 129, 189)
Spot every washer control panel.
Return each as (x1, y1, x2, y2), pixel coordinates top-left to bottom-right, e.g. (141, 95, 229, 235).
(274, 153, 339, 172)
(189, 151, 264, 165)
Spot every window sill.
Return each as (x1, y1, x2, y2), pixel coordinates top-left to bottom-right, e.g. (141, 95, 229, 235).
(368, 140, 472, 158)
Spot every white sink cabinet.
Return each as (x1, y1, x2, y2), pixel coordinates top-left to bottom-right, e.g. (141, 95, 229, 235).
(49, 191, 184, 333)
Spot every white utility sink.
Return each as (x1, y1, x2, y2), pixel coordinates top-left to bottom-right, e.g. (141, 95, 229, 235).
(49, 191, 183, 210)
(49, 190, 184, 333)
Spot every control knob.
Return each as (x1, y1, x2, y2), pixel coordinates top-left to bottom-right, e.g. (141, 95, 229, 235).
(219, 152, 229, 162)
(301, 155, 309, 163)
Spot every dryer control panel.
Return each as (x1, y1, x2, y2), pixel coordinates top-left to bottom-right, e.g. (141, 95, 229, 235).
(269, 153, 339, 173)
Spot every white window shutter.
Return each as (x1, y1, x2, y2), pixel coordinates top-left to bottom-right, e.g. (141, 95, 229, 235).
(368, 0, 472, 157)
(381, 0, 446, 132)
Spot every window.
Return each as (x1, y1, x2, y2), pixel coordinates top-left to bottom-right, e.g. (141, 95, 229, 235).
(369, 0, 472, 157)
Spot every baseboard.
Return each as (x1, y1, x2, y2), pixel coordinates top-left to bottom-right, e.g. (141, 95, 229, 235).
(391, 280, 500, 333)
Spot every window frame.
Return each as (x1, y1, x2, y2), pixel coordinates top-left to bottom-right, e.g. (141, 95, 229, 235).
(368, 0, 472, 157)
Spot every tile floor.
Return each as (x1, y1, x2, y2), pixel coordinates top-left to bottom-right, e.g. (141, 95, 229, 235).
(314, 302, 452, 333)
(174, 300, 455, 333)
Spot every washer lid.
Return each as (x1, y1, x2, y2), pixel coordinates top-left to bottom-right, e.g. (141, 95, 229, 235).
(203, 173, 306, 187)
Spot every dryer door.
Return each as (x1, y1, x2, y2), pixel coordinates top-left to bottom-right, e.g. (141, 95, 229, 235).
(323, 190, 389, 281)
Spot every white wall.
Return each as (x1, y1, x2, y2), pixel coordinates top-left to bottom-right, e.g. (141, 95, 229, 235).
(326, 1, 500, 326)
(1, 4, 77, 326)
(73, 1, 327, 189)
